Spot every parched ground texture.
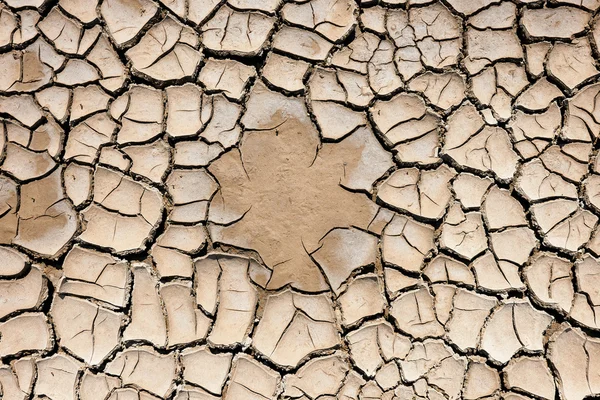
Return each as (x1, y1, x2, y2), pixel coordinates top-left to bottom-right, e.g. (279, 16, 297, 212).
(5, 0, 600, 399)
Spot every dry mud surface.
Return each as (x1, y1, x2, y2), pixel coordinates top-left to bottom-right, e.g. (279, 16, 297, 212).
(2, 0, 600, 399)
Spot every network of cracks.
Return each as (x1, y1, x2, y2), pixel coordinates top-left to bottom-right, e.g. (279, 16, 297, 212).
(2, 0, 600, 399)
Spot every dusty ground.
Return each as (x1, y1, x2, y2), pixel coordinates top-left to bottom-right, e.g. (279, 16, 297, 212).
(1, 0, 600, 398)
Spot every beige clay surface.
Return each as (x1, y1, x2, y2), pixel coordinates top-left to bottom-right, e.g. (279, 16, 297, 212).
(1, 0, 600, 399)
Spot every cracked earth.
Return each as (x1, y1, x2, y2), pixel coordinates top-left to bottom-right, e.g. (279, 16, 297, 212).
(3, 0, 600, 399)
